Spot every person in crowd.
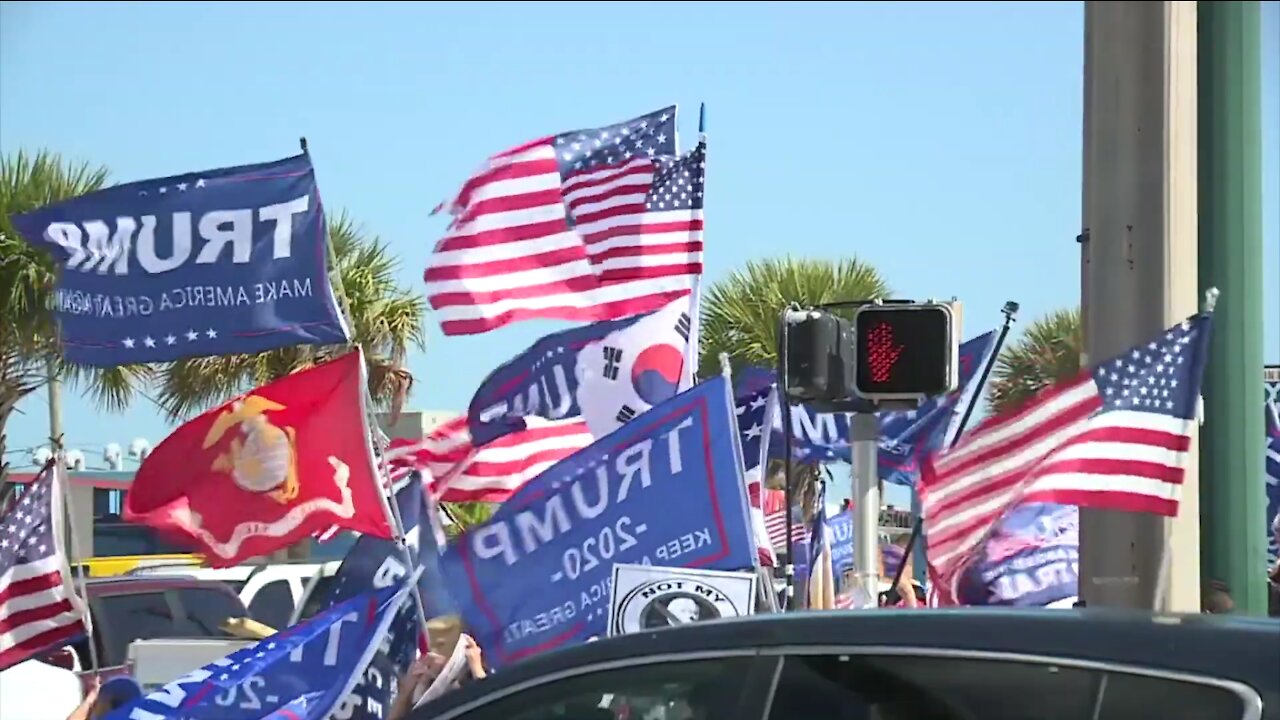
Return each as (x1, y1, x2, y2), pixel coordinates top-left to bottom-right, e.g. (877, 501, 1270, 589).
(388, 652, 448, 720)
(387, 633, 491, 720)
(1202, 579, 1233, 614)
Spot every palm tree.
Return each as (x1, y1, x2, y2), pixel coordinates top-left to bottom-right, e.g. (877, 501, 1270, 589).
(986, 307, 1082, 415)
(153, 212, 427, 421)
(697, 256, 892, 517)
(441, 502, 497, 539)
(0, 150, 152, 479)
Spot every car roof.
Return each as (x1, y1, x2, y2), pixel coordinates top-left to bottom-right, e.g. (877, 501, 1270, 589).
(83, 574, 244, 596)
(415, 609, 1280, 718)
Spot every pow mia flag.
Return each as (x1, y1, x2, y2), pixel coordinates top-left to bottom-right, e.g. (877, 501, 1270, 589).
(575, 296, 695, 438)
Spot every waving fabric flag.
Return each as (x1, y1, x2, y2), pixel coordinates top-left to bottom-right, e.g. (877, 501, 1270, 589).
(103, 581, 411, 720)
(466, 295, 692, 445)
(307, 474, 450, 720)
(956, 502, 1079, 607)
(424, 106, 703, 336)
(440, 376, 755, 667)
(124, 350, 393, 567)
(8, 153, 349, 368)
(735, 384, 779, 567)
(0, 464, 88, 671)
(762, 488, 808, 551)
(922, 313, 1214, 603)
(574, 295, 694, 438)
(385, 416, 593, 503)
(466, 313, 644, 445)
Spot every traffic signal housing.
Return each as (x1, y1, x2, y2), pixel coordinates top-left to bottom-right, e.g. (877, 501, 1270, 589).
(852, 302, 959, 401)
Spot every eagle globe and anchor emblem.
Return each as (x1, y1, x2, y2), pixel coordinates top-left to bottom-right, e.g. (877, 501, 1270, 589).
(201, 395, 301, 504)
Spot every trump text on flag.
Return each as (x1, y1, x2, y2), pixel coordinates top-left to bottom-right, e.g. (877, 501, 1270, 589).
(8, 153, 349, 367)
(441, 376, 755, 666)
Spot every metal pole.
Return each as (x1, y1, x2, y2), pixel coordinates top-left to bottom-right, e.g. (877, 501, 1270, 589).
(778, 315, 797, 609)
(46, 359, 101, 673)
(851, 413, 880, 607)
(1198, 0, 1266, 615)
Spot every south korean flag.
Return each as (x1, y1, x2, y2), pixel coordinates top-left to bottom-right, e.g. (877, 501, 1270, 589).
(574, 295, 695, 439)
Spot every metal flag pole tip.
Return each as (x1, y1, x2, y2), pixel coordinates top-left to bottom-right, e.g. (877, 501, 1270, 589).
(299, 136, 309, 154)
(718, 351, 731, 378)
(1202, 287, 1219, 313)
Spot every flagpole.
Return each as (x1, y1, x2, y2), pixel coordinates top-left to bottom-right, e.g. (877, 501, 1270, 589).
(886, 301, 1019, 603)
(681, 102, 707, 386)
(359, 379, 434, 647)
(777, 309, 797, 610)
(298, 136, 432, 646)
(53, 460, 100, 674)
(44, 358, 101, 675)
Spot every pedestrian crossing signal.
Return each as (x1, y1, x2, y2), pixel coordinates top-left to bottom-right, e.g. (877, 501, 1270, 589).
(853, 303, 958, 401)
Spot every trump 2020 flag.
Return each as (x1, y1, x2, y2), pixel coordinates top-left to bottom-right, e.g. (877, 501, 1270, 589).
(124, 350, 393, 567)
(574, 295, 694, 438)
(103, 580, 412, 720)
(7, 153, 349, 368)
(441, 375, 755, 667)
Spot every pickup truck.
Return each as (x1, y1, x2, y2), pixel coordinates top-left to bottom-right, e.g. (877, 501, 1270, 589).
(37, 575, 250, 689)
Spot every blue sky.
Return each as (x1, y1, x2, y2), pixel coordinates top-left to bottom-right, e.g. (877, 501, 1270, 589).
(2, 1, 1277, 501)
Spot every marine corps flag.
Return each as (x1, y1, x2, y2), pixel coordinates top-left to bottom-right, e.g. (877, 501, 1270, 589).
(124, 350, 392, 566)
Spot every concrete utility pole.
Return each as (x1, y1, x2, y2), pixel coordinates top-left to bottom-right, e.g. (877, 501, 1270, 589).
(1197, 0, 1267, 615)
(1079, 0, 1201, 611)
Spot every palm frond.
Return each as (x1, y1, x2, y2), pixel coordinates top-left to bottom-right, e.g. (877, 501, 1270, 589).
(986, 307, 1082, 415)
(0, 149, 132, 439)
(442, 502, 496, 537)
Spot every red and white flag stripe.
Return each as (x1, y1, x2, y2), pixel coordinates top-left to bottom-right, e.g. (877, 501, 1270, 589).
(424, 113, 702, 336)
(922, 375, 1195, 604)
(386, 416, 594, 503)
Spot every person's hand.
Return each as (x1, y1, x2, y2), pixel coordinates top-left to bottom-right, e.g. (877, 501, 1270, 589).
(462, 634, 486, 679)
(398, 653, 446, 697)
(896, 576, 918, 608)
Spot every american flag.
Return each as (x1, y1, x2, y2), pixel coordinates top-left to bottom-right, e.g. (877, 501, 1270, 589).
(922, 313, 1213, 604)
(425, 106, 703, 336)
(386, 416, 593, 503)
(762, 488, 809, 551)
(0, 463, 88, 671)
(736, 384, 779, 567)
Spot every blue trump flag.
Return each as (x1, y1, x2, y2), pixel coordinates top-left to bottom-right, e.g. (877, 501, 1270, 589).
(466, 296, 692, 446)
(311, 474, 452, 720)
(826, 509, 854, 589)
(441, 375, 756, 667)
(105, 580, 411, 720)
(956, 502, 1079, 607)
(8, 153, 350, 368)
(466, 313, 643, 445)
